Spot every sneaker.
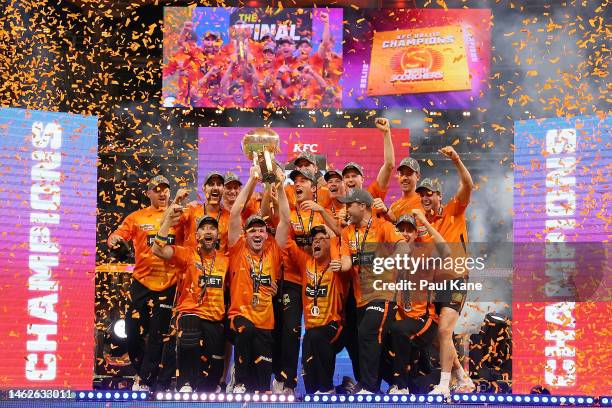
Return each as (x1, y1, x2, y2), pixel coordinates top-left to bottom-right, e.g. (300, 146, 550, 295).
(225, 363, 235, 393)
(272, 377, 285, 394)
(388, 385, 410, 395)
(429, 384, 450, 398)
(355, 388, 374, 395)
(453, 377, 476, 393)
(178, 385, 192, 393)
(131, 376, 142, 391)
(233, 384, 247, 394)
(314, 389, 335, 394)
(335, 376, 356, 394)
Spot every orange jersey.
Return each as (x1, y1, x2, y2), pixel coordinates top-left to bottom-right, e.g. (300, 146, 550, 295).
(367, 180, 389, 219)
(389, 192, 429, 238)
(285, 184, 332, 211)
(170, 246, 228, 322)
(395, 246, 437, 321)
(228, 236, 282, 330)
(326, 198, 346, 228)
(282, 208, 326, 285)
(112, 207, 181, 291)
(340, 217, 405, 307)
(181, 204, 230, 253)
(285, 238, 346, 329)
(432, 196, 469, 244)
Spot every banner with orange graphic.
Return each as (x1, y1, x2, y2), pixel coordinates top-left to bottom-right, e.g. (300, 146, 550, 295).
(367, 25, 471, 96)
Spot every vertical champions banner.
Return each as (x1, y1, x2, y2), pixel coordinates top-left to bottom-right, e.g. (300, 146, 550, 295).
(0, 108, 98, 388)
(513, 115, 611, 395)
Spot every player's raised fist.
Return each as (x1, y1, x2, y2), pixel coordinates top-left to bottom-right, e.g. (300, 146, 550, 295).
(250, 164, 262, 181)
(438, 146, 460, 162)
(375, 117, 391, 133)
(172, 188, 190, 205)
(411, 208, 426, 223)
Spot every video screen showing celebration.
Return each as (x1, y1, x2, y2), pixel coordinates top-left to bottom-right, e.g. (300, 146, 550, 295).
(162, 7, 343, 109)
(342, 9, 491, 109)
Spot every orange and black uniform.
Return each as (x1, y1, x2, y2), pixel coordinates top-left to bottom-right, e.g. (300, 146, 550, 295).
(286, 238, 346, 393)
(111, 207, 182, 388)
(170, 246, 228, 391)
(340, 216, 405, 393)
(388, 247, 439, 390)
(228, 236, 282, 392)
(285, 184, 332, 211)
(273, 208, 326, 389)
(181, 204, 230, 253)
(431, 196, 470, 313)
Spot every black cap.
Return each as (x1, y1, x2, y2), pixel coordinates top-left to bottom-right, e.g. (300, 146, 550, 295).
(224, 172, 242, 186)
(292, 151, 316, 166)
(244, 215, 267, 231)
(342, 162, 364, 177)
(338, 188, 373, 206)
(324, 169, 342, 182)
(296, 38, 312, 47)
(309, 225, 328, 238)
(396, 214, 417, 229)
(204, 171, 224, 185)
(416, 178, 442, 194)
(397, 157, 420, 173)
(289, 169, 316, 183)
(197, 215, 219, 230)
(148, 175, 170, 190)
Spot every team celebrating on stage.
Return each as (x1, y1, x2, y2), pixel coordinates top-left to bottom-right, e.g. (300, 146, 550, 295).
(162, 14, 342, 109)
(107, 118, 476, 397)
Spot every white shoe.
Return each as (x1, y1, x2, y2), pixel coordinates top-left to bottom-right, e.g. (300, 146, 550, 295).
(355, 389, 374, 395)
(388, 385, 410, 395)
(429, 384, 450, 398)
(233, 384, 247, 394)
(225, 363, 235, 393)
(131, 377, 150, 391)
(454, 377, 476, 393)
(271, 377, 285, 394)
(178, 385, 192, 392)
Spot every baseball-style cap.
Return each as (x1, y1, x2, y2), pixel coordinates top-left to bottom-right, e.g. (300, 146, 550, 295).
(338, 188, 374, 206)
(289, 169, 316, 183)
(296, 38, 312, 47)
(342, 162, 364, 177)
(309, 225, 328, 238)
(263, 42, 276, 53)
(324, 169, 342, 182)
(396, 214, 417, 229)
(276, 36, 294, 45)
(204, 31, 220, 39)
(292, 151, 316, 166)
(416, 178, 442, 194)
(148, 175, 170, 190)
(197, 215, 219, 230)
(397, 157, 420, 173)
(224, 172, 242, 186)
(204, 171, 225, 185)
(244, 215, 267, 231)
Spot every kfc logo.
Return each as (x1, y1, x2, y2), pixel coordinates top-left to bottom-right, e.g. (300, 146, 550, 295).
(293, 143, 319, 153)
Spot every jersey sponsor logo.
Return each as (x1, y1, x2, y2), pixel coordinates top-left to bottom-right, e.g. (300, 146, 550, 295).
(295, 235, 313, 247)
(351, 251, 376, 266)
(250, 273, 272, 287)
(139, 223, 155, 232)
(305, 284, 329, 298)
(366, 305, 385, 313)
(147, 234, 175, 246)
(198, 275, 223, 289)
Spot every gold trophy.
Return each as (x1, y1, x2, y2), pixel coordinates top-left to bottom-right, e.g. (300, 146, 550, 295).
(242, 128, 281, 184)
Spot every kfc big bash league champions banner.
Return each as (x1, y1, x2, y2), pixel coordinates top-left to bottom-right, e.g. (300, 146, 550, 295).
(0, 108, 98, 388)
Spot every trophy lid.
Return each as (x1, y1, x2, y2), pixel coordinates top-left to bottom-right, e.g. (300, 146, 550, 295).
(241, 128, 280, 159)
